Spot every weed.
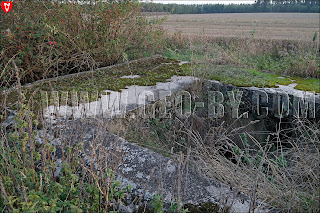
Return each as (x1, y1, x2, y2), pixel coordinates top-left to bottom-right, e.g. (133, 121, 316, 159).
(0, 0, 165, 89)
(312, 31, 318, 42)
(151, 194, 164, 213)
(0, 92, 130, 211)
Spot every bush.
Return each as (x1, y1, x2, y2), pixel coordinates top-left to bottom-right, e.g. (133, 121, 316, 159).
(0, 0, 165, 89)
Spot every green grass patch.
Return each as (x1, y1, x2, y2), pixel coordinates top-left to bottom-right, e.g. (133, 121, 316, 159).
(163, 47, 319, 92)
(203, 65, 293, 88)
(164, 48, 206, 62)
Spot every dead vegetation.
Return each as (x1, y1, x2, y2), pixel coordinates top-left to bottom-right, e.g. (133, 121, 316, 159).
(109, 106, 319, 212)
(160, 13, 320, 41)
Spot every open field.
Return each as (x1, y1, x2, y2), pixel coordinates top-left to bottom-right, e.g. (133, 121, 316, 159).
(159, 13, 320, 41)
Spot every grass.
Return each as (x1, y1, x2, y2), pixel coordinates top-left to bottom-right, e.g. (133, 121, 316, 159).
(0, 93, 132, 212)
(165, 50, 320, 93)
(197, 64, 320, 93)
(187, 117, 320, 212)
(162, 13, 320, 80)
(163, 25, 319, 92)
(106, 104, 320, 212)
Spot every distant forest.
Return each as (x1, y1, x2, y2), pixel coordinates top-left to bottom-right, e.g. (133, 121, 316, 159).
(141, 0, 320, 13)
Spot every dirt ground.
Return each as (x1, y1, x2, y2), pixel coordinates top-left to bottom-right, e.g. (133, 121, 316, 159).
(157, 13, 320, 41)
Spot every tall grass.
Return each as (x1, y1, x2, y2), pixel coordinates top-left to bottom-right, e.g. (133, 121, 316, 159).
(165, 34, 320, 79)
(0, 80, 129, 211)
(113, 109, 319, 212)
(183, 116, 319, 212)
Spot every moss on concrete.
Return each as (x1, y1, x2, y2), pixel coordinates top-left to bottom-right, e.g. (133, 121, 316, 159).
(1, 57, 318, 113)
(192, 64, 320, 93)
(183, 202, 221, 213)
(291, 76, 320, 92)
(0, 57, 191, 111)
(36, 58, 187, 93)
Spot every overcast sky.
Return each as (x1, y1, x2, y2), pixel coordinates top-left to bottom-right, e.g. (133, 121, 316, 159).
(141, 0, 256, 4)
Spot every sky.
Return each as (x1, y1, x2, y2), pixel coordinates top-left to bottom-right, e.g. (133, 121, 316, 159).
(141, 0, 256, 4)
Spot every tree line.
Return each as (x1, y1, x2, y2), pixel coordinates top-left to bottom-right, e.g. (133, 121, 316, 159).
(141, 0, 319, 14)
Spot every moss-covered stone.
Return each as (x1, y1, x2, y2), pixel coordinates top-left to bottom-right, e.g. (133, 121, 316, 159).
(192, 64, 320, 93)
(0, 57, 192, 111)
(1, 56, 318, 113)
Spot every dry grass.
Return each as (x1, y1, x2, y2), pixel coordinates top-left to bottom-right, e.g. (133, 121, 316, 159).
(0, 65, 129, 211)
(159, 13, 320, 41)
(113, 110, 320, 212)
(102, 79, 320, 212)
(184, 116, 320, 212)
(0, 93, 130, 211)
